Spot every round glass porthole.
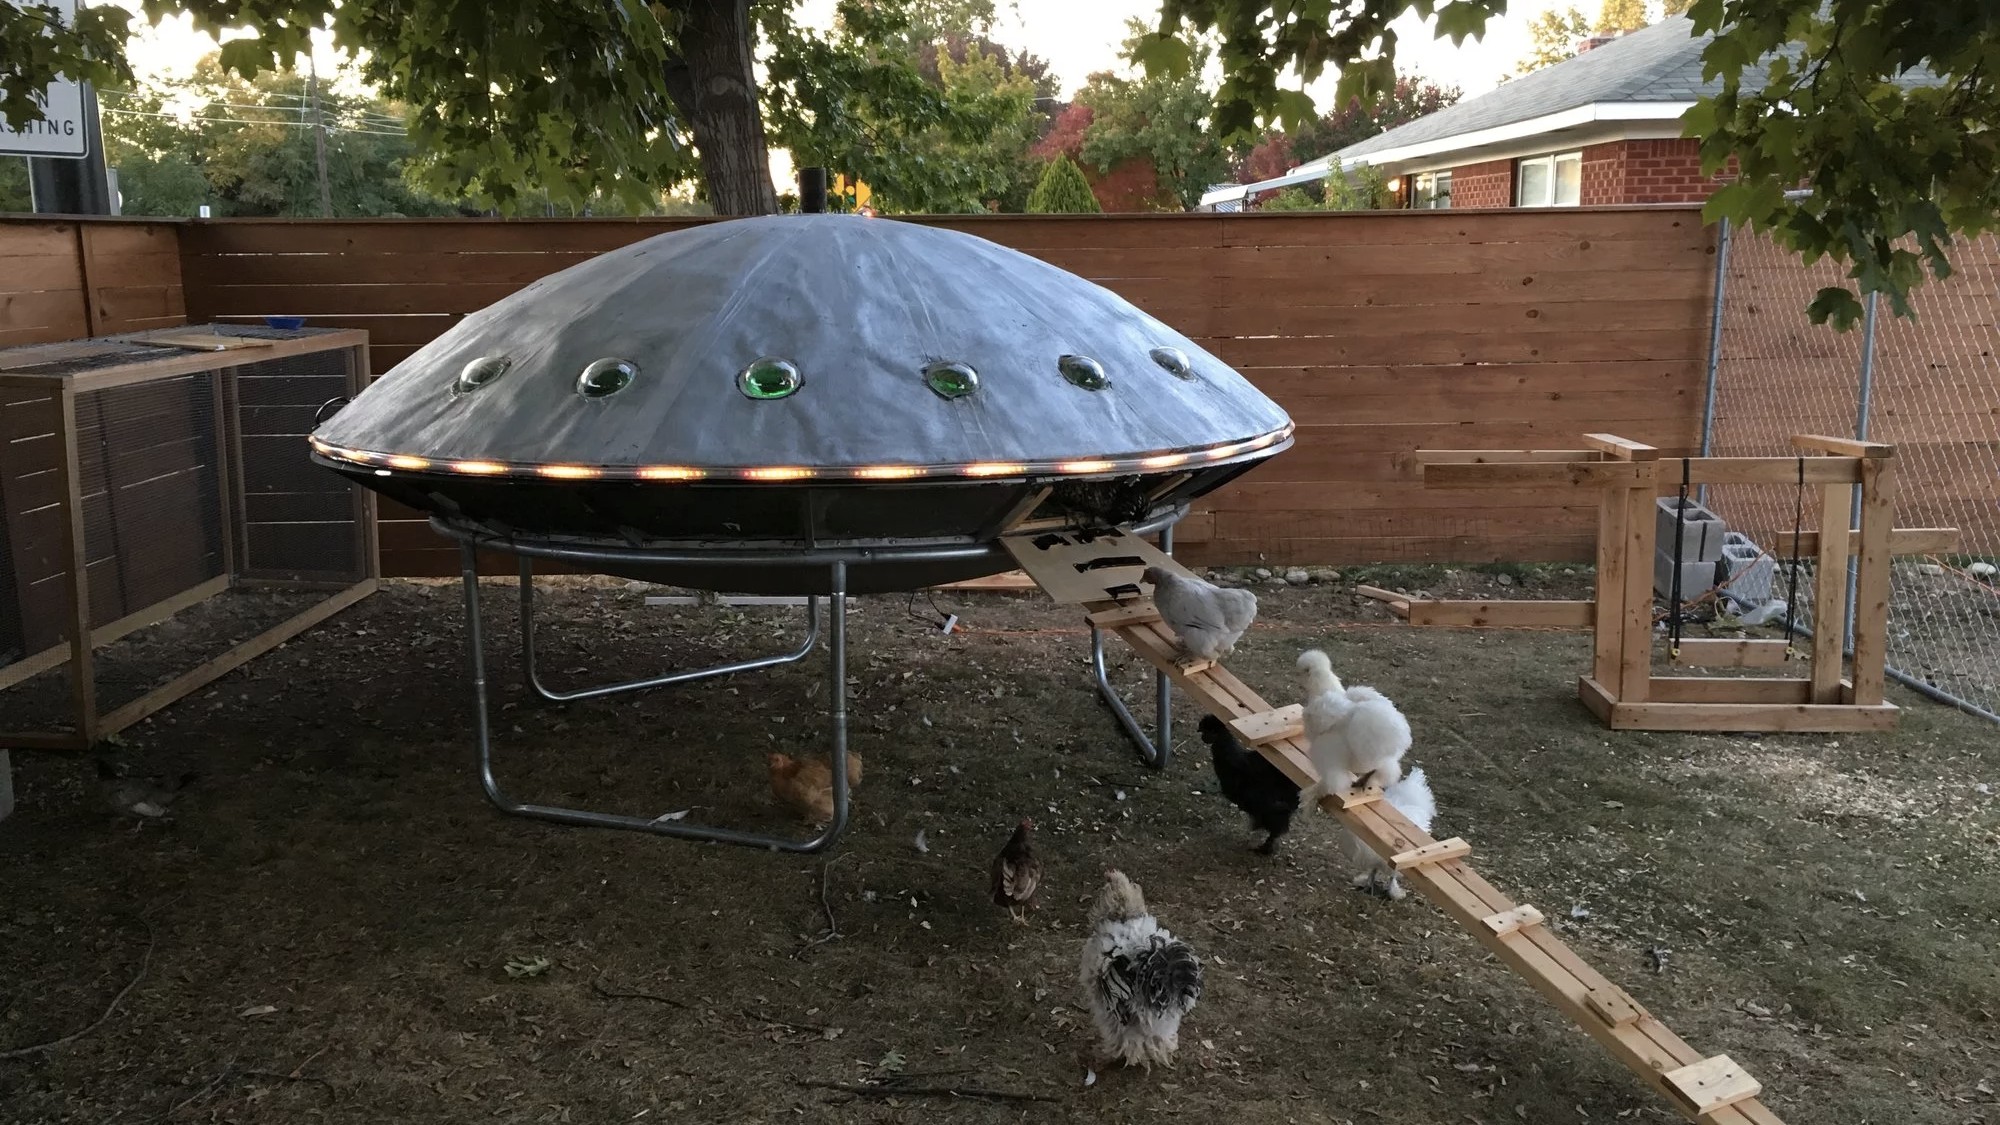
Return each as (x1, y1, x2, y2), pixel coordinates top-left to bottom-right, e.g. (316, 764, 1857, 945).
(577, 357, 638, 399)
(454, 355, 511, 395)
(923, 360, 979, 399)
(1057, 354, 1109, 391)
(1149, 346, 1196, 380)
(738, 357, 803, 400)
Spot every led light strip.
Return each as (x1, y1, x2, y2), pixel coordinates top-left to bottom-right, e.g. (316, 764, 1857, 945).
(308, 425, 1293, 483)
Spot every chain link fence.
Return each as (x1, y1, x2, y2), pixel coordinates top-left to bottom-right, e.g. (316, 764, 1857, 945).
(1703, 220, 2000, 723)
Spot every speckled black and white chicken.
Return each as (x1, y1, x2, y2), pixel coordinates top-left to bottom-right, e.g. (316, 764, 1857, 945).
(1078, 868, 1203, 1070)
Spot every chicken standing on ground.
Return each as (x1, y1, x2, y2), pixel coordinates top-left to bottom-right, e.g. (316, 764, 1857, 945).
(989, 818, 1041, 923)
(1079, 868, 1203, 1070)
(767, 752, 864, 825)
(1198, 714, 1300, 854)
(97, 759, 197, 826)
(1340, 767, 1437, 901)
(1296, 649, 1411, 803)
(1141, 566, 1257, 664)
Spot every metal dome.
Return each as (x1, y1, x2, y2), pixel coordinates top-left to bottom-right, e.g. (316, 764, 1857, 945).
(309, 214, 1294, 593)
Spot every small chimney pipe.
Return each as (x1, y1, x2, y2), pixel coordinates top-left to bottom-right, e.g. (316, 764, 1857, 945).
(799, 167, 829, 214)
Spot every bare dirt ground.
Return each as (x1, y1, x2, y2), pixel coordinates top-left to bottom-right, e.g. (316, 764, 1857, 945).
(3, 567, 1998, 1125)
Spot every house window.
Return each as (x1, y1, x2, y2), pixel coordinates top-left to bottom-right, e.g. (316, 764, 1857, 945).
(1411, 170, 1452, 209)
(1515, 152, 1581, 207)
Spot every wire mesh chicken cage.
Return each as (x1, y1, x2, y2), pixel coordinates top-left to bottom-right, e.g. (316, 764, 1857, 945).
(0, 324, 378, 748)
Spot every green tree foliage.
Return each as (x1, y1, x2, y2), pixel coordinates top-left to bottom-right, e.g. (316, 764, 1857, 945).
(1026, 154, 1101, 213)
(1141, 0, 1996, 325)
(4, 0, 1023, 217)
(1687, 0, 2000, 327)
(1517, 6, 1592, 74)
(1255, 160, 1391, 211)
(762, 1, 1040, 214)
(1594, 0, 1648, 33)
(95, 57, 459, 217)
(1069, 20, 1229, 211)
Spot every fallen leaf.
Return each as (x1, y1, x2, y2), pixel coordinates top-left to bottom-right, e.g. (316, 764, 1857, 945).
(239, 1004, 278, 1017)
(651, 809, 690, 824)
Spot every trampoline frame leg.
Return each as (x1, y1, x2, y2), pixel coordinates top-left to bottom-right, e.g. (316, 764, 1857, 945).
(457, 543, 852, 852)
(1090, 524, 1174, 770)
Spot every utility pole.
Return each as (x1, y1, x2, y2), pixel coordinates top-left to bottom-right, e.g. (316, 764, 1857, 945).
(307, 53, 332, 217)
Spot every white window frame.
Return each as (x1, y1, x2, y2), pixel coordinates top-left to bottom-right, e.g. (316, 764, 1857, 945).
(1515, 151, 1582, 207)
(1413, 170, 1452, 209)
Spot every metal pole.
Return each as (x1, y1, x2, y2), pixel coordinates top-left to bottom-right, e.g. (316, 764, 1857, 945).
(27, 84, 111, 215)
(1844, 291, 1879, 652)
(308, 55, 333, 218)
(1696, 216, 1732, 505)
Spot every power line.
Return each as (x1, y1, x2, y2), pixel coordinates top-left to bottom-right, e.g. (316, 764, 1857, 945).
(99, 107, 406, 135)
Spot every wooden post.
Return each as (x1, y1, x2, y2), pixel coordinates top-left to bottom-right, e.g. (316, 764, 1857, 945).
(1618, 480, 1657, 702)
(54, 385, 97, 742)
(1593, 487, 1626, 687)
(1808, 478, 1852, 704)
(1849, 456, 1895, 706)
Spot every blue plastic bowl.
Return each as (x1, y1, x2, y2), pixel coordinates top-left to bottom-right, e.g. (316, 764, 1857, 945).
(264, 315, 306, 330)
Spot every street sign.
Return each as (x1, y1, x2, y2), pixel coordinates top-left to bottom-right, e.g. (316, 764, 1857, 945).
(1, 0, 88, 160)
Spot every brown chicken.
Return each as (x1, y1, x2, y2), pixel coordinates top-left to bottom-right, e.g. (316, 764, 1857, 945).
(989, 818, 1041, 924)
(767, 752, 864, 824)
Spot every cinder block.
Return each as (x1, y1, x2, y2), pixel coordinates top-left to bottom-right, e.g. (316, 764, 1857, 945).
(1718, 531, 1777, 607)
(1655, 550, 1718, 601)
(1656, 497, 1727, 563)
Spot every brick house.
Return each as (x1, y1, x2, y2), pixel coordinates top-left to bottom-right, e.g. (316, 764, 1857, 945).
(1201, 17, 1741, 211)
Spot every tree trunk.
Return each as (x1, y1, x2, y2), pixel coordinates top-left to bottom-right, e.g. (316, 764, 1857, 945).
(664, 0, 779, 216)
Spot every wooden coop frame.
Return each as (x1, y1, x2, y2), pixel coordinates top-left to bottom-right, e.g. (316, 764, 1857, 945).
(1364, 433, 1958, 733)
(0, 326, 379, 749)
(1004, 528, 1786, 1124)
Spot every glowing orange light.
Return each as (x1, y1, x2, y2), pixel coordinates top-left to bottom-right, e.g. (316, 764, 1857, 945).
(743, 466, 813, 482)
(386, 454, 432, 470)
(638, 466, 706, 481)
(452, 460, 508, 475)
(855, 465, 923, 480)
(537, 464, 601, 480)
(1057, 459, 1116, 474)
(962, 462, 1026, 477)
(1139, 453, 1190, 469)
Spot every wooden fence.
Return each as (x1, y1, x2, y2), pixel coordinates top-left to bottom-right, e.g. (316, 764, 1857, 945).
(2, 208, 1719, 573)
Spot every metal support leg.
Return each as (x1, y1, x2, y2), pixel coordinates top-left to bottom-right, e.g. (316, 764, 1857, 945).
(517, 557, 820, 702)
(461, 544, 852, 852)
(1091, 524, 1175, 770)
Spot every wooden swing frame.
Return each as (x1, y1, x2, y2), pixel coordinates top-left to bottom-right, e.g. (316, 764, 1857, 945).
(1384, 433, 1960, 733)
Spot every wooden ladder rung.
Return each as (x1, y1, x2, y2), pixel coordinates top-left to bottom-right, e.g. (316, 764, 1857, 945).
(1087, 603, 1161, 629)
(1336, 785, 1383, 809)
(1389, 836, 1471, 871)
(1583, 986, 1644, 1027)
(1228, 704, 1303, 745)
(1662, 1054, 1761, 1117)
(1481, 904, 1544, 937)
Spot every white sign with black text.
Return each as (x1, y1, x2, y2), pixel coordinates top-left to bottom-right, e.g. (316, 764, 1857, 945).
(1, 0, 89, 159)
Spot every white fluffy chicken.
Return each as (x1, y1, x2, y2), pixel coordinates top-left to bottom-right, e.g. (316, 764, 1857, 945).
(1141, 566, 1257, 664)
(1341, 767, 1437, 901)
(1079, 868, 1203, 1070)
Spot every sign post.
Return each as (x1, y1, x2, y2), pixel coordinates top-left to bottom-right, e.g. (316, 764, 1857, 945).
(1, 0, 113, 215)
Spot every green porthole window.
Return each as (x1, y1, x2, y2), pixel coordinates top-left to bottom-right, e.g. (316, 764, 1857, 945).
(577, 357, 638, 398)
(454, 355, 511, 395)
(923, 360, 979, 399)
(1149, 346, 1196, 380)
(738, 357, 803, 400)
(1058, 354, 1109, 391)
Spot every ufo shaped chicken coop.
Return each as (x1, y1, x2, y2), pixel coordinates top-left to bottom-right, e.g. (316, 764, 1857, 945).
(308, 214, 1293, 851)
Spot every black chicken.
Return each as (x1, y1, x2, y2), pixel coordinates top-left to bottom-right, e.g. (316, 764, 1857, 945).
(1199, 714, 1300, 855)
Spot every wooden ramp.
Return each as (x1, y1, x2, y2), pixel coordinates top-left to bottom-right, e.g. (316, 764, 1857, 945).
(1004, 530, 1785, 1125)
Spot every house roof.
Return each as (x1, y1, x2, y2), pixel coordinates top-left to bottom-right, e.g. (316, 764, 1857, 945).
(1302, 16, 1722, 172)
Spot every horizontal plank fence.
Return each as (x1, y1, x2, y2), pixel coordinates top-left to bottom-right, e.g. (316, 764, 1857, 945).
(4, 208, 1721, 572)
